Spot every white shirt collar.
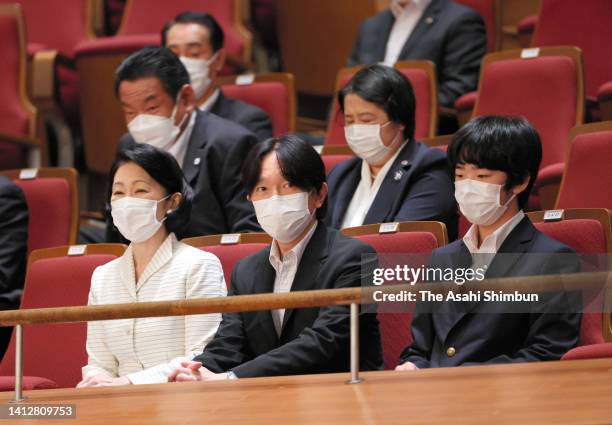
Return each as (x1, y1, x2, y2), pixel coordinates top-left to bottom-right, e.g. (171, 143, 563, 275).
(359, 142, 405, 192)
(463, 210, 526, 255)
(166, 111, 196, 167)
(269, 221, 318, 271)
(391, 0, 431, 18)
(197, 88, 220, 113)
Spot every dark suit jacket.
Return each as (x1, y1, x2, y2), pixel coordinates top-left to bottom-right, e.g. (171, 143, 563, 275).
(194, 223, 384, 377)
(400, 217, 582, 367)
(325, 141, 458, 240)
(118, 109, 261, 238)
(348, 0, 487, 107)
(210, 91, 273, 141)
(0, 177, 28, 309)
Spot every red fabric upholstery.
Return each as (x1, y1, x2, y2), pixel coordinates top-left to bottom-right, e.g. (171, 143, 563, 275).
(475, 56, 578, 169)
(0, 8, 31, 170)
(326, 68, 433, 145)
(533, 219, 607, 346)
(13, 178, 72, 254)
(0, 253, 119, 389)
(535, 162, 565, 188)
(454, 90, 477, 114)
(458, 212, 470, 239)
(321, 154, 352, 175)
(597, 80, 612, 102)
(562, 342, 612, 360)
(455, 0, 496, 52)
(0, 0, 90, 57)
(198, 243, 269, 288)
(0, 376, 58, 391)
(120, 0, 244, 59)
(75, 33, 160, 57)
(532, 0, 612, 99)
(221, 81, 289, 136)
(350, 231, 439, 369)
(517, 14, 537, 36)
(556, 130, 612, 209)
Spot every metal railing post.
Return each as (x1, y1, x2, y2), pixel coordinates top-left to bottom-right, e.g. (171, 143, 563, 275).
(346, 303, 362, 384)
(12, 324, 26, 402)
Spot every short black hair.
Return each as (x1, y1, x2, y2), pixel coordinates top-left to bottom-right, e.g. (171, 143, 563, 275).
(161, 11, 225, 52)
(242, 135, 327, 220)
(338, 64, 416, 141)
(114, 46, 189, 99)
(106, 143, 193, 235)
(448, 115, 542, 208)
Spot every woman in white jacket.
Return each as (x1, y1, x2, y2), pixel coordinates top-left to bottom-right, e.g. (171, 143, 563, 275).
(77, 144, 226, 387)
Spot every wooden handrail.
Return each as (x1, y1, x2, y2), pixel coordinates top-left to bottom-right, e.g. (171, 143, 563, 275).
(0, 272, 608, 327)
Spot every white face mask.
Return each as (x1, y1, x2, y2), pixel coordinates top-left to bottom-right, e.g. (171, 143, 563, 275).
(111, 195, 171, 243)
(180, 54, 217, 100)
(127, 95, 187, 150)
(455, 179, 516, 226)
(253, 192, 314, 243)
(344, 122, 401, 164)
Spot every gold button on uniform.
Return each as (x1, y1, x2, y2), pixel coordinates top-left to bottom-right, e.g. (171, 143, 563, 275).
(446, 347, 456, 357)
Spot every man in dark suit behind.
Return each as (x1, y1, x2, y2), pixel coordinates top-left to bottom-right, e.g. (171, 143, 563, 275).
(168, 135, 383, 381)
(0, 177, 28, 357)
(162, 11, 273, 141)
(114, 47, 261, 238)
(349, 0, 487, 108)
(397, 116, 582, 370)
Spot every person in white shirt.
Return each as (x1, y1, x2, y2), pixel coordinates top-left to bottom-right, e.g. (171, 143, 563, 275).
(77, 144, 226, 387)
(397, 116, 581, 370)
(326, 64, 457, 239)
(161, 11, 273, 141)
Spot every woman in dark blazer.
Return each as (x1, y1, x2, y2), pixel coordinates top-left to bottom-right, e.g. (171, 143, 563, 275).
(325, 64, 458, 240)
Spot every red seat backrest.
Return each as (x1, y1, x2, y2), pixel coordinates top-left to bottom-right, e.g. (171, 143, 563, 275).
(0, 5, 31, 170)
(0, 252, 120, 388)
(198, 243, 269, 288)
(474, 55, 579, 168)
(350, 231, 439, 370)
(556, 130, 612, 210)
(120, 0, 244, 58)
(533, 0, 612, 99)
(533, 218, 607, 345)
(326, 67, 433, 145)
(221, 81, 288, 136)
(13, 178, 72, 254)
(455, 0, 497, 52)
(0, 0, 90, 56)
(321, 154, 353, 175)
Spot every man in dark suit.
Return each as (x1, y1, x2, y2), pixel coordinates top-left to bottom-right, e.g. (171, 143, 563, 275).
(349, 0, 487, 108)
(326, 65, 457, 239)
(168, 135, 383, 381)
(0, 177, 28, 356)
(397, 116, 582, 370)
(162, 11, 273, 141)
(114, 47, 261, 238)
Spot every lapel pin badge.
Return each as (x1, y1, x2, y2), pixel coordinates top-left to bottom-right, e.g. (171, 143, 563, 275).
(426, 16, 434, 25)
(194, 157, 201, 165)
(394, 170, 404, 181)
(400, 160, 409, 166)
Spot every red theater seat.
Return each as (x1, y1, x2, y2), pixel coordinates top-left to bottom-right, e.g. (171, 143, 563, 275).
(0, 168, 79, 254)
(527, 208, 611, 347)
(218, 73, 296, 136)
(555, 122, 612, 210)
(182, 233, 272, 288)
(341, 221, 448, 370)
(325, 60, 438, 146)
(320, 145, 354, 175)
(0, 4, 40, 170)
(455, 0, 499, 52)
(0, 244, 126, 390)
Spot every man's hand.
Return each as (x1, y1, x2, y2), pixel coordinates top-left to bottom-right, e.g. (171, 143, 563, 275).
(395, 361, 419, 371)
(167, 361, 229, 382)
